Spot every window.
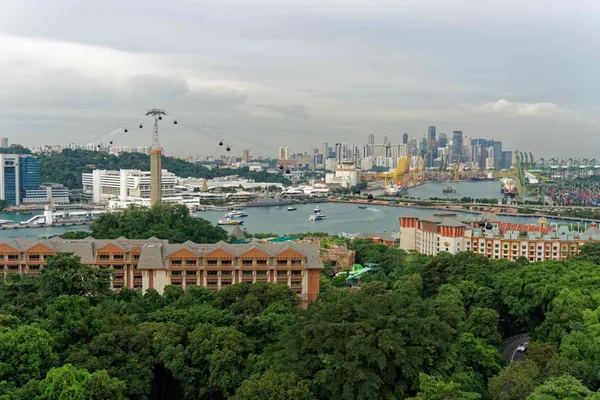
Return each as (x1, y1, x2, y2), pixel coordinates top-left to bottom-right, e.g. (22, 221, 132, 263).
(133, 254, 140, 261)
(207, 271, 218, 276)
(256, 271, 267, 276)
(171, 271, 183, 276)
(242, 271, 253, 276)
(291, 259, 302, 266)
(7, 255, 18, 261)
(28, 255, 40, 260)
(221, 270, 232, 276)
(171, 281, 182, 286)
(29, 265, 40, 270)
(221, 260, 232, 266)
(171, 259, 182, 266)
(276, 259, 288, 266)
(277, 271, 288, 277)
(256, 259, 268, 266)
(206, 260, 218, 266)
(291, 271, 302, 276)
(242, 260, 253, 266)
(98, 255, 110, 261)
(113, 254, 124, 260)
(186, 259, 197, 266)
(113, 265, 124, 270)
(185, 270, 196, 276)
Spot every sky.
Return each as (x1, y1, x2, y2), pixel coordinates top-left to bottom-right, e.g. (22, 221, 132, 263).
(0, 0, 599, 158)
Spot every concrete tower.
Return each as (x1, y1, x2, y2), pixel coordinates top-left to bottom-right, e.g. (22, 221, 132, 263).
(147, 108, 166, 206)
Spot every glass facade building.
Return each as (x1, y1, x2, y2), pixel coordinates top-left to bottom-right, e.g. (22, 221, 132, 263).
(0, 155, 40, 205)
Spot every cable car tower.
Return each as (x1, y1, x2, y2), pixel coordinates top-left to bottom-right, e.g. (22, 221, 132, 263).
(146, 108, 167, 206)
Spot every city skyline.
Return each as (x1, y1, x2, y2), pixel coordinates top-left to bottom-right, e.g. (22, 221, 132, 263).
(1, 1, 599, 157)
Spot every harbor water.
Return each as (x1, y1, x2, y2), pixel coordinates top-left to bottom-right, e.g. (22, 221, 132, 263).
(0, 182, 590, 239)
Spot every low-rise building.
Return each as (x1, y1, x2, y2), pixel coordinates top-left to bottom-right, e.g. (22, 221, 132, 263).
(0, 237, 323, 306)
(23, 183, 70, 205)
(399, 213, 600, 261)
(82, 169, 177, 203)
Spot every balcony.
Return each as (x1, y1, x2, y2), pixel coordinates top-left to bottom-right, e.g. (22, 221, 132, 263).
(170, 276, 183, 284)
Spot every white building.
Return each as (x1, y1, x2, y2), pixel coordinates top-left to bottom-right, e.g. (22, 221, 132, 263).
(82, 169, 177, 203)
(23, 184, 70, 205)
(325, 162, 359, 188)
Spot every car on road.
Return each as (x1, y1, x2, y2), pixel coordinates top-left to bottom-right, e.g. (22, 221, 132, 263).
(517, 342, 529, 352)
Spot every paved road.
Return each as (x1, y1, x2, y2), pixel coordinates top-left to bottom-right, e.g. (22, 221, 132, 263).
(500, 335, 531, 364)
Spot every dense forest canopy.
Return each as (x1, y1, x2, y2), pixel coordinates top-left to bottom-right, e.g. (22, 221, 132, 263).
(3, 229, 600, 398)
(33, 149, 290, 188)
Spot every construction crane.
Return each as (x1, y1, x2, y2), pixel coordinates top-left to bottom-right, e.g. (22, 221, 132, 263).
(453, 155, 461, 181)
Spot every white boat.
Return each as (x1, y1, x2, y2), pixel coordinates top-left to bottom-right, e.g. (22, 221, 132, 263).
(217, 217, 244, 226)
(314, 206, 321, 213)
(0, 219, 12, 226)
(226, 211, 248, 218)
(287, 206, 297, 211)
(309, 213, 326, 221)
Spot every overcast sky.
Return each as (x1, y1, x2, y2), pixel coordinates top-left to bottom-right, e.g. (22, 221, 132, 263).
(0, 0, 598, 158)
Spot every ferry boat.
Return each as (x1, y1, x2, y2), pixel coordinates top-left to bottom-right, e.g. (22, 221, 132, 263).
(287, 206, 297, 211)
(0, 219, 12, 226)
(226, 211, 248, 218)
(309, 213, 326, 221)
(442, 187, 457, 194)
(217, 217, 244, 226)
(384, 184, 408, 196)
(470, 172, 495, 181)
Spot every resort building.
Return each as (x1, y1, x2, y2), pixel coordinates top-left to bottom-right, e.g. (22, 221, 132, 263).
(0, 237, 323, 306)
(399, 212, 600, 261)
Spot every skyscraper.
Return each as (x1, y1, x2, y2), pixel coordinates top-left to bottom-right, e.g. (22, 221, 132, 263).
(452, 131, 463, 161)
(368, 133, 375, 145)
(383, 134, 389, 145)
(0, 138, 8, 148)
(321, 142, 329, 159)
(0, 154, 40, 205)
(439, 133, 448, 148)
(402, 133, 408, 144)
(427, 126, 436, 142)
(242, 149, 250, 163)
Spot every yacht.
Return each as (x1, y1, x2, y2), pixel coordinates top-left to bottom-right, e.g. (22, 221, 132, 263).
(309, 212, 326, 221)
(226, 210, 248, 218)
(217, 217, 244, 226)
(442, 187, 457, 194)
(314, 206, 321, 213)
(287, 206, 297, 211)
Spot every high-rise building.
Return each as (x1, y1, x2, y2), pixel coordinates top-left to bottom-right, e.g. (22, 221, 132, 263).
(278, 147, 289, 160)
(0, 138, 8, 148)
(368, 133, 375, 145)
(0, 154, 40, 205)
(452, 131, 463, 160)
(242, 149, 250, 163)
(402, 133, 409, 144)
(439, 133, 448, 148)
(383, 134, 389, 145)
(427, 126, 436, 142)
(321, 142, 329, 159)
(501, 151, 513, 170)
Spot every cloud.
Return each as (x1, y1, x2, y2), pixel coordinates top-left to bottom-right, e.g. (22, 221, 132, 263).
(472, 99, 573, 117)
(253, 104, 311, 119)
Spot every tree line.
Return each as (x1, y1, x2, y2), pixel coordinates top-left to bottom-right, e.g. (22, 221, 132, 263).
(34, 149, 290, 188)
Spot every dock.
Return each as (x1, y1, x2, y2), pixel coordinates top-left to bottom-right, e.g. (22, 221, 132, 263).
(0, 221, 91, 230)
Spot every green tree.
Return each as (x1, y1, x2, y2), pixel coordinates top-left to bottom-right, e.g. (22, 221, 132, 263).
(467, 308, 502, 345)
(408, 373, 481, 400)
(233, 370, 315, 400)
(38, 364, 126, 400)
(90, 203, 227, 243)
(488, 360, 541, 400)
(0, 325, 57, 387)
(163, 324, 254, 399)
(526, 375, 593, 400)
(40, 253, 111, 298)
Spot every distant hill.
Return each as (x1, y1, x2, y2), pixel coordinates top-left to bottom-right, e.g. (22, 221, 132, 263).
(34, 149, 290, 188)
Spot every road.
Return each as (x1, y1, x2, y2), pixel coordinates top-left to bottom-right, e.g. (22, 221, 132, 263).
(500, 335, 531, 364)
